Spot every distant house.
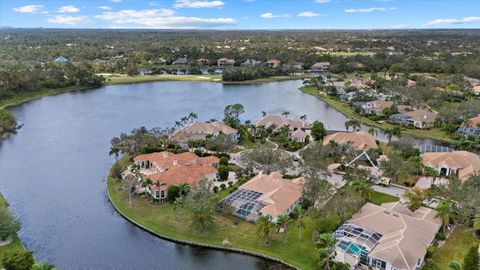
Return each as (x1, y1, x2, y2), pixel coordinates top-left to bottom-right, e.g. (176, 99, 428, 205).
(54, 56, 68, 63)
(310, 62, 330, 72)
(169, 121, 238, 143)
(219, 172, 304, 222)
(333, 202, 441, 270)
(457, 116, 480, 138)
(254, 114, 310, 142)
(292, 62, 304, 69)
(265, 59, 282, 69)
(389, 110, 437, 129)
(172, 56, 188, 66)
(323, 131, 378, 151)
(353, 100, 393, 115)
(241, 59, 262, 66)
(197, 58, 211, 66)
(133, 151, 219, 200)
(471, 86, 480, 96)
(217, 58, 235, 67)
(137, 68, 153, 76)
(153, 58, 167, 66)
(421, 150, 480, 180)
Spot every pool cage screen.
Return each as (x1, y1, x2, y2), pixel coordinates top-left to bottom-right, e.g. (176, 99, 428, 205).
(219, 189, 264, 221)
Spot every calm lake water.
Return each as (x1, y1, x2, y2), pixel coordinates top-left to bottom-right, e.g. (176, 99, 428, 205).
(0, 80, 439, 270)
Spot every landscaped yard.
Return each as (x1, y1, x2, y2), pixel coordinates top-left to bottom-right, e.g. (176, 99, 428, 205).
(0, 194, 25, 267)
(368, 191, 399, 205)
(106, 74, 222, 84)
(299, 86, 454, 142)
(107, 158, 319, 270)
(430, 226, 480, 270)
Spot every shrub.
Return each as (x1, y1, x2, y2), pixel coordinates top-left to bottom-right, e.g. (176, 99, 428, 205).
(2, 251, 35, 270)
(316, 214, 342, 233)
(218, 165, 229, 181)
(0, 208, 21, 240)
(426, 244, 436, 257)
(212, 186, 219, 193)
(167, 185, 180, 202)
(227, 181, 233, 187)
(436, 230, 446, 241)
(219, 157, 229, 167)
(220, 183, 227, 190)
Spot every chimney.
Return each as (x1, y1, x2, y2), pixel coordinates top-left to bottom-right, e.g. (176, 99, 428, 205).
(173, 160, 178, 166)
(163, 152, 167, 158)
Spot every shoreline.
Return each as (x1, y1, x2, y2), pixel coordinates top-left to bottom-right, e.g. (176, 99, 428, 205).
(299, 86, 454, 143)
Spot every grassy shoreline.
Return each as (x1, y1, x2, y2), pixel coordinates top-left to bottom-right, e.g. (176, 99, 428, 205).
(106, 157, 317, 270)
(0, 194, 25, 267)
(299, 86, 454, 143)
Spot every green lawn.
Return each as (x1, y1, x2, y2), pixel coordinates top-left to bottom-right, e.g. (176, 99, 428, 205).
(300, 86, 453, 143)
(367, 191, 399, 205)
(106, 74, 223, 85)
(431, 226, 480, 270)
(107, 158, 318, 270)
(0, 194, 25, 267)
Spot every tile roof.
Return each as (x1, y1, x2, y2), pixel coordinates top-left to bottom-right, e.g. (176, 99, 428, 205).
(170, 121, 237, 142)
(134, 151, 219, 171)
(421, 150, 480, 180)
(148, 163, 217, 188)
(463, 116, 480, 128)
(403, 110, 437, 123)
(254, 115, 310, 130)
(323, 131, 377, 150)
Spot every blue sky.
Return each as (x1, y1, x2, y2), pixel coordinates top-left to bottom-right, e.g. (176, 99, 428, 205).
(1, 0, 480, 29)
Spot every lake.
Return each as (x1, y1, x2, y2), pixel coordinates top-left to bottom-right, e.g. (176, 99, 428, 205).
(0, 80, 439, 270)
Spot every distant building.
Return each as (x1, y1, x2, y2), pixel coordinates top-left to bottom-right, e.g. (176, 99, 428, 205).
(353, 100, 394, 116)
(457, 116, 480, 138)
(333, 202, 441, 270)
(241, 59, 262, 66)
(153, 58, 167, 65)
(172, 56, 188, 66)
(137, 68, 153, 76)
(310, 62, 330, 72)
(169, 121, 238, 143)
(323, 131, 378, 151)
(254, 114, 310, 142)
(421, 150, 480, 180)
(219, 172, 304, 222)
(217, 58, 235, 67)
(265, 59, 282, 69)
(389, 110, 437, 129)
(54, 56, 68, 63)
(196, 58, 211, 66)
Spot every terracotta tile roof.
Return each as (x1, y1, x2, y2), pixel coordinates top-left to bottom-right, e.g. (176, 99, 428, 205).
(148, 164, 217, 188)
(347, 202, 441, 270)
(322, 131, 377, 150)
(311, 62, 330, 68)
(254, 115, 310, 130)
(473, 86, 480, 94)
(134, 151, 218, 171)
(239, 172, 304, 217)
(170, 121, 237, 142)
(291, 129, 307, 139)
(421, 150, 480, 180)
(266, 59, 281, 65)
(463, 116, 480, 128)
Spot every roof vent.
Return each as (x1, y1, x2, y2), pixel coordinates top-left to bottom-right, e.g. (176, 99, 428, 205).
(384, 211, 390, 214)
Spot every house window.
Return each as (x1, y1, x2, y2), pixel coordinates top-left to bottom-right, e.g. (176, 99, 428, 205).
(155, 191, 160, 198)
(160, 190, 165, 198)
(417, 258, 422, 266)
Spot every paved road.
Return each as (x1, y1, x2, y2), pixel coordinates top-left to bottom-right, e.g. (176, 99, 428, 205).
(373, 184, 407, 202)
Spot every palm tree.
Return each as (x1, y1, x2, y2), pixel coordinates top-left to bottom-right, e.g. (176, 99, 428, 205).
(300, 114, 308, 121)
(190, 202, 214, 232)
(315, 233, 337, 270)
(174, 121, 183, 128)
(368, 127, 378, 137)
(351, 180, 374, 200)
(448, 261, 462, 270)
(473, 214, 480, 239)
(141, 178, 153, 202)
(177, 183, 191, 197)
(173, 196, 185, 220)
(31, 263, 57, 270)
(282, 111, 290, 118)
(256, 215, 277, 246)
(261, 111, 267, 117)
(276, 215, 291, 244)
(436, 199, 456, 232)
(188, 112, 198, 123)
(292, 205, 305, 240)
(181, 116, 189, 125)
(384, 126, 401, 143)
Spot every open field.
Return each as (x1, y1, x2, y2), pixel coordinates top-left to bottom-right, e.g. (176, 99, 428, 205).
(430, 226, 480, 270)
(300, 86, 454, 142)
(0, 194, 25, 267)
(107, 157, 318, 270)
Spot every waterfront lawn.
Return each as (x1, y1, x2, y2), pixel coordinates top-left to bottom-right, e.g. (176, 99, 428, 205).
(108, 168, 318, 270)
(300, 86, 453, 143)
(0, 194, 25, 267)
(430, 226, 480, 270)
(367, 191, 399, 205)
(106, 74, 222, 85)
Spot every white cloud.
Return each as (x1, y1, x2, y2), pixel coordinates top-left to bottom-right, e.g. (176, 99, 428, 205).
(13, 5, 44, 13)
(344, 7, 396, 13)
(98, 6, 112, 11)
(96, 8, 236, 28)
(314, 0, 331, 3)
(391, 24, 408, 29)
(260, 12, 290, 19)
(57, 5, 79, 13)
(298, 11, 319, 17)
(424, 16, 480, 27)
(174, 0, 224, 8)
(47, 15, 93, 25)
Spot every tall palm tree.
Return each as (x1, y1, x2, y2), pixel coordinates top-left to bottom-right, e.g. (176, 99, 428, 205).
(368, 127, 378, 137)
(174, 121, 184, 128)
(315, 233, 337, 270)
(351, 180, 374, 200)
(181, 116, 189, 125)
(282, 111, 290, 118)
(276, 215, 291, 244)
(141, 178, 153, 202)
(190, 202, 214, 232)
(256, 215, 277, 246)
(173, 196, 185, 220)
(436, 199, 456, 232)
(292, 205, 305, 240)
(261, 111, 267, 117)
(300, 114, 308, 121)
(188, 112, 198, 123)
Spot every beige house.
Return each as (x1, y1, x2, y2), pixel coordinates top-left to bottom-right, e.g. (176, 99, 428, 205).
(255, 115, 311, 143)
(323, 131, 378, 151)
(421, 150, 480, 180)
(403, 110, 437, 129)
(266, 59, 282, 68)
(333, 202, 441, 270)
(219, 172, 304, 222)
(217, 58, 235, 67)
(310, 62, 330, 72)
(169, 121, 238, 143)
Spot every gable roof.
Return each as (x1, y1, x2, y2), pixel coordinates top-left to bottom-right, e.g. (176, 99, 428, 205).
(323, 131, 377, 150)
(170, 121, 237, 142)
(134, 151, 219, 171)
(347, 202, 441, 270)
(148, 163, 217, 188)
(463, 116, 480, 128)
(403, 110, 437, 123)
(421, 150, 480, 180)
(254, 115, 310, 130)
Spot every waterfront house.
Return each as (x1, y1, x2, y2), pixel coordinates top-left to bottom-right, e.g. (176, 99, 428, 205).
(197, 58, 211, 66)
(137, 68, 153, 76)
(310, 62, 330, 72)
(389, 110, 437, 129)
(254, 115, 311, 142)
(421, 150, 480, 180)
(265, 59, 282, 69)
(169, 121, 238, 143)
(153, 58, 167, 66)
(173, 56, 188, 66)
(217, 58, 235, 67)
(241, 59, 262, 66)
(457, 116, 480, 138)
(353, 100, 393, 116)
(219, 172, 304, 222)
(323, 131, 377, 151)
(333, 202, 441, 270)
